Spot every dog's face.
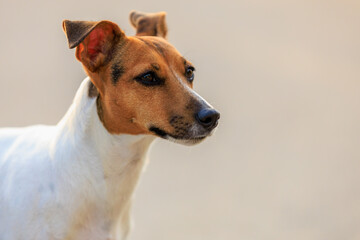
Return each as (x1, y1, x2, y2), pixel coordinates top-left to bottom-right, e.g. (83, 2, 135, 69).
(63, 11, 219, 145)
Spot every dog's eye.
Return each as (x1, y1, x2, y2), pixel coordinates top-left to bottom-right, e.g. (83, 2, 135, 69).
(142, 73, 154, 82)
(135, 71, 163, 86)
(185, 67, 195, 82)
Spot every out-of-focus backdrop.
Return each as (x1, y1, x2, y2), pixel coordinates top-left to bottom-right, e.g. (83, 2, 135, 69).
(1, 0, 360, 239)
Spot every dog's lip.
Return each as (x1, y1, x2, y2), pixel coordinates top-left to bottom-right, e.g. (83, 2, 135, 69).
(176, 135, 207, 141)
(166, 134, 208, 146)
(166, 132, 210, 142)
(148, 125, 209, 140)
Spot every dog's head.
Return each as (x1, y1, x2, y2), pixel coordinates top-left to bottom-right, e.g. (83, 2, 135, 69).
(62, 11, 219, 145)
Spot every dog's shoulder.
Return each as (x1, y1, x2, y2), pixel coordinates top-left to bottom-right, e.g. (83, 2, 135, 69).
(0, 126, 53, 159)
(0, 125, 56, 183)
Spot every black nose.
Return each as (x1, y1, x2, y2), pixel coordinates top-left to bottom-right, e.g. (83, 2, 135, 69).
(196, 108, 220, 130)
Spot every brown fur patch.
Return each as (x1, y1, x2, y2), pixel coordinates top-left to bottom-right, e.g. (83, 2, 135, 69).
(152, 41, 165, 56)
(111, 63, 125, 85)
(88, 81, 98, 98)
(90, 36, 197, 136)
(96, 96, 105, 123)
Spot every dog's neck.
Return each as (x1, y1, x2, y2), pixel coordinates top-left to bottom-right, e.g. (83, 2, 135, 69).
(54, 76, 155, 168)
(50, 77, 155, 237)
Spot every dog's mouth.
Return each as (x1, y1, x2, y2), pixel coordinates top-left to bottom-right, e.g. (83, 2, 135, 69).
(148, 111, 219, 146)
(148, 125, 212, 146)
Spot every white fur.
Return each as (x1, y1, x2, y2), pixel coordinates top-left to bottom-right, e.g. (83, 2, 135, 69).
(0, 77, 155, 240)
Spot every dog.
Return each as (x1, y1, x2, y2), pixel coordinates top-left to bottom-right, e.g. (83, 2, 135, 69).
(0, 10, 220, 240)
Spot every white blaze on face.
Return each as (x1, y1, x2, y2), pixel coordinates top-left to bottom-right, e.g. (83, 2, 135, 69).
(167, 71, 217, 146)
(173, 71, 214, 109)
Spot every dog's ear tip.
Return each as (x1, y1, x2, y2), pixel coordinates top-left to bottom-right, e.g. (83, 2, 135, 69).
(159, 12, 167, 22)
(68, 42, 76, 49)
(129, 10, 137, 16)
(129, 10, 140, 27)
(61, 20, 75, 49)
(62, 20, 70, 30)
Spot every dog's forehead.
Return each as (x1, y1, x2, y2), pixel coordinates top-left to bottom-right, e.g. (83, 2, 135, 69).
(121, 36, 184, 63)
(107, 36, 190, 85)
(134, 36, 173, 51)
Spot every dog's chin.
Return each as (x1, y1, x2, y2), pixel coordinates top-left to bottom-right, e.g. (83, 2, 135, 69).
(149, 125, 216, 146)
(165, 135, 207, 146)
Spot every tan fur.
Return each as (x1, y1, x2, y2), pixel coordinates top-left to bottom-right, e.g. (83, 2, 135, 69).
(63, 12, 200, 137)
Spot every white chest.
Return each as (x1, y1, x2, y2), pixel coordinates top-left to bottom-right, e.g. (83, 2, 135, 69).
(0, 78, 155, 240)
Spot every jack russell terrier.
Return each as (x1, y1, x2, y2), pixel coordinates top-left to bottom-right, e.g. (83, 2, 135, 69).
(0, 10, 220, 240)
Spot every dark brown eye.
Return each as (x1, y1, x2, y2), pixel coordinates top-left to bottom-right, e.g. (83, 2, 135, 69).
(185, 67, 195, 82)
(142, 73, 154, 82)
(135, 71, 164, 86)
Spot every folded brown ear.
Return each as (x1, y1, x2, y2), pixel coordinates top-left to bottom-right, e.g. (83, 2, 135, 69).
(129, 10, 168, 39)
(62, 20, 100, 49)
(62, 20, 123, 72)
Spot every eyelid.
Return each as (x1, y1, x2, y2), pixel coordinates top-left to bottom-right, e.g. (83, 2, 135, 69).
(134, 70, 164, 86)
(135, 70, 155, 80)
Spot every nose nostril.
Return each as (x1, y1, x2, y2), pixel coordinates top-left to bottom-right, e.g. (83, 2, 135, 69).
(196, 108, 220, 129)
(203, 117, 212, 124)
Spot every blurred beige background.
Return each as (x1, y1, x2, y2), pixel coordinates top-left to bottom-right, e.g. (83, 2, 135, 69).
(1, 0, 360, 239)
